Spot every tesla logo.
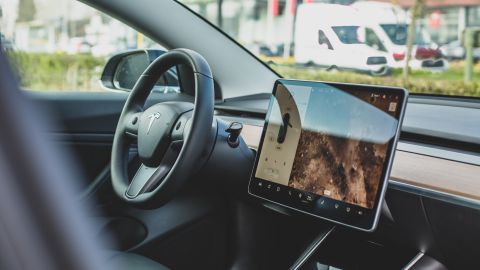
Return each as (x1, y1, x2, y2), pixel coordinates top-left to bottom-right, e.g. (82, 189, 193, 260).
(147, 112, 161, 134)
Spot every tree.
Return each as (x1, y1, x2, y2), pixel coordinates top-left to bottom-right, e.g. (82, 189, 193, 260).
(17, 0, 37, 23)
(217, 0, 223, 28)
(403, 0, 423, 83)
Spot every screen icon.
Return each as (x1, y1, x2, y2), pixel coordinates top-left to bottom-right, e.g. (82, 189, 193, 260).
(389, 102, 397, 112)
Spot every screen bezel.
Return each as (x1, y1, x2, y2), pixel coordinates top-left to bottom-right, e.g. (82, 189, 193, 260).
(248, 79, 408, 232)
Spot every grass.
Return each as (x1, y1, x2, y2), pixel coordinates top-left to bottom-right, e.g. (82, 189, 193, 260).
(269, 60, 480, 97)
(7, 51, 106, 92)
(5, 52, 480, 97)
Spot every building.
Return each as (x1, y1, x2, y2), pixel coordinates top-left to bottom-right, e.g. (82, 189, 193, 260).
(0, 0, 145, 55)
(374, 0, 480, 44)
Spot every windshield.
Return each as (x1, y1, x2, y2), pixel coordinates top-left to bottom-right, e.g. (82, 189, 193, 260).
(179, 0, 480, 98)
(381, 24, 429, 46)
(2, 0, 479, 98)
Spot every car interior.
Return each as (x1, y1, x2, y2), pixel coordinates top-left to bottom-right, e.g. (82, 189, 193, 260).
(1, 1, 480, 270)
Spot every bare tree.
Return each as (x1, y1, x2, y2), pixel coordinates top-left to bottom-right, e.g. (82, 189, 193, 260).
(16, 0, 37, 23)
(403, 0, 424, 83)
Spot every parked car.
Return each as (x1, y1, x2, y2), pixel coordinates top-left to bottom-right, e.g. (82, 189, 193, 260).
(353, 1, 448, 71)
(294, 3, 390, 76)
(0, 33, 15, 51)
(440, 40, 480, 61)
(245, 42, 276, 57)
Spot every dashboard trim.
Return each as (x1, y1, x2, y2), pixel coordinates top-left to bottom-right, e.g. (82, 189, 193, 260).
(403, 252, 425, 270)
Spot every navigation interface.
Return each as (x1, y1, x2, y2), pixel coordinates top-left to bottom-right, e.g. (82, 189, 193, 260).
(250, 79, 407, 231)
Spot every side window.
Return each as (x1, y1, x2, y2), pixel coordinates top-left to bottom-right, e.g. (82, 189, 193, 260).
(365, 28, 387, 52)
(1, 0, 175, 93)
(318, 30, 333, 50)
(153, 70, 180, 94)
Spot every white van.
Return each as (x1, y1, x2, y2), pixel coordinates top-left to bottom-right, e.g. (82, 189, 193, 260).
(294, 3, 390, 75)
(352, 1, 448, 71)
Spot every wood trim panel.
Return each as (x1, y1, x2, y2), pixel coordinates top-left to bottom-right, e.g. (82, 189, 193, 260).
(241, 124, 480, 201)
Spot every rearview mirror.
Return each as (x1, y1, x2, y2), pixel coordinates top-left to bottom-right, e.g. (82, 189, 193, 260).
(100, 49, 180, 93)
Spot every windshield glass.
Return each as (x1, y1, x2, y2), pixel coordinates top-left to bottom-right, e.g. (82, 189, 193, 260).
(381, 24, 429, 46)
(179, 0, 480, 98)
(2, 0, 479, 97)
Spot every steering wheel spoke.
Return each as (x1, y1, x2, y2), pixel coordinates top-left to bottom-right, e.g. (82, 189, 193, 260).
(170, 111, 192, 142)
(124, 112, 142, 138)
(125, 140, 183, 198)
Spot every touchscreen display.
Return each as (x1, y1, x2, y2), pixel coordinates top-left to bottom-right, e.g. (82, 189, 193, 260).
(249, 79, 407, 231)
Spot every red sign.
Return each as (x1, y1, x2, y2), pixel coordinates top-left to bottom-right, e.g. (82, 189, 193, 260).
(290, 0, 297, 15)
(271, 0, 279, 16)
(429, 10, 442, 28)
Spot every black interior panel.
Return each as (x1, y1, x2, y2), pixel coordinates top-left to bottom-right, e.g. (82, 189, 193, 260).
(424, 197, 480, 269)
(303, 227, 418, 270)
(229, 200, 332, 270)
(385, 189, 443, 260)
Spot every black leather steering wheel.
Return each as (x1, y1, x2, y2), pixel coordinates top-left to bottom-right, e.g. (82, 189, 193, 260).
(111, 49, 215, 208)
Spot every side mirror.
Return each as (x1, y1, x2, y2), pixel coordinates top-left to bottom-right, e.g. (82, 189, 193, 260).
(100, 49, 180, 93)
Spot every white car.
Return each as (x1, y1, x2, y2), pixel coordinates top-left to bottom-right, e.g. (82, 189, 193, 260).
(294, 3, 390, 76)
(440, 40, 480, 60)
(352, 1, 448, 71)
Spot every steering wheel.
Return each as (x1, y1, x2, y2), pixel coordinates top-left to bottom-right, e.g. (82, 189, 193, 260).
(111, 49, 215, 208)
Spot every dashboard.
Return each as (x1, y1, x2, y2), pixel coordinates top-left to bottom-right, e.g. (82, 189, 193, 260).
(217, 93, 480, 208)
(212, 82, 480, 268)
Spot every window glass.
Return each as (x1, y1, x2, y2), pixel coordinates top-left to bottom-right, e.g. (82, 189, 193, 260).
(179, 0, 480, 98)
(318, 30, 333, 49)
(380, 24, 429, 46)
(332, 26, 362, 44)
(365, 28, 387, 52)
(1, 0, 165, 92)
